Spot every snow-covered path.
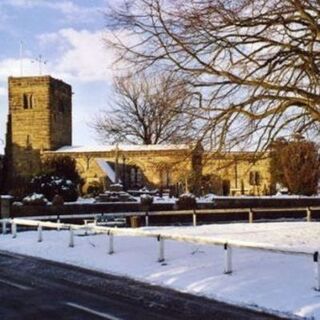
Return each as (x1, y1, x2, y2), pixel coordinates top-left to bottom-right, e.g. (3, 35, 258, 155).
(1, 222, 319, 319)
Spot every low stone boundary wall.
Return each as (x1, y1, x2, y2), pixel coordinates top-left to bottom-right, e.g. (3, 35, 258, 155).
(5, 196, 320, 221)
(214, 197, 320, 208)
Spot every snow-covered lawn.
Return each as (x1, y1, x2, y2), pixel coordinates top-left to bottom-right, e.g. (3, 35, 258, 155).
(1, 222, 320, 319)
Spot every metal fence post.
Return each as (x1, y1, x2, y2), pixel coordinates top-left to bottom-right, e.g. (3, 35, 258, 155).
(69, 227, 74, 248)
(57, 218, 61, 231)
(37, 224, 43, 242)
(84, 220, 88, 236)
(2, 220, 6, 235)
(224, 243, 232, 274)
(158, 235, 165, 262)
(249, 209, 253, 223)
(307, 207, 312, 222)
(193, 210, 197, 227)
(314, 251, 320, 291)
(145, 212, 149, 227)
(11, 222, 17, 239)
(108, 231, 114, 255)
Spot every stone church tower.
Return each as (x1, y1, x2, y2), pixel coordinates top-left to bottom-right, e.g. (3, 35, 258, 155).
(4, 76, 72, 184)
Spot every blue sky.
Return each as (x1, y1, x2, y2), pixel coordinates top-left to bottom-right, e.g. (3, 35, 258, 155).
(0, 0, 119, 151)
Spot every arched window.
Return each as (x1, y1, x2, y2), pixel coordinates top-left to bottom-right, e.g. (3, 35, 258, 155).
(130, 168, 136, 185)
(28, 94, 34, 108)
(165, 169, 171, 187)
(137, 168, 143, 185)
(23, 94, 34, 109)
(249, 171, 261, 186)
(23, 94, 28, 109)
(160, 168, 171, 187)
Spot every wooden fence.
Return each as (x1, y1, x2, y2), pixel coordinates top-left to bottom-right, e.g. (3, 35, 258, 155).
(22, 206, 320, 226)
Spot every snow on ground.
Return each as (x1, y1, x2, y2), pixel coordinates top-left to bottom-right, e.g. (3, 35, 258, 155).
(1, 222, 320, 319)
(68, 197, 96, 204)
(66, 194, 320, 204)
(55, 144, 189, 153)
(153, 196, 176, 204)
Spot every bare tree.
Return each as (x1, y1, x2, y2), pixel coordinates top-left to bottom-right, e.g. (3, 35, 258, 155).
(105, 0, 320, 151)
(92, 72, 194, 144)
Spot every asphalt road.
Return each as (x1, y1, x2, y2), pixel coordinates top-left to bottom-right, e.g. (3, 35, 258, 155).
(0, 251, 283, 320)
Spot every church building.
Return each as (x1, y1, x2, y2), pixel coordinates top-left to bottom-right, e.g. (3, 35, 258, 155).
(4, 75, 272, 196)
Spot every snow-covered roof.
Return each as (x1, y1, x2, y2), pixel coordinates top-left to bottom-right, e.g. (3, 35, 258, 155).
(54, 144, 190, 153)
(95, 159, 117, 183)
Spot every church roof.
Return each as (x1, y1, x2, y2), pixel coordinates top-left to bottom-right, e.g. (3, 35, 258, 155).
(53, 144, 191, 153)
(95, 159, 117, 183)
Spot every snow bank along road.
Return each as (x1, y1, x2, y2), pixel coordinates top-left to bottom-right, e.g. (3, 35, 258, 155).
(3, 221, 320, 319)
(0, 251, 277, 320)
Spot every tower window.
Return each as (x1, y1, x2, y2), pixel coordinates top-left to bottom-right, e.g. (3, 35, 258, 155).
(23, 94, 34, 109)
(23, 94, 28, 109)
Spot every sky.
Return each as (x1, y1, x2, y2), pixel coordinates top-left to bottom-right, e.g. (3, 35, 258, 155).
(0, 0, 120, 152)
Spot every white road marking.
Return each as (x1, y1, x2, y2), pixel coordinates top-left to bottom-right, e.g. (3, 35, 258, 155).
(0, 278, 31, 290)
(65, 302, 123, 320)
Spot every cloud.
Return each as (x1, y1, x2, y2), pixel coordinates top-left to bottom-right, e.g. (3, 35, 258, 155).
(0, 27, 115, 141)
(0, 58, 38, 79)
(0, 49, 52, 79)
(37, 28, 133, 83)
(49, 2, 104, 23)
(2, 0, 104, 23)
(0, 26, 134, 149)
(0, 28, 111, 83)
(39, 28, 110, 82)
(1, 0, 35, 7)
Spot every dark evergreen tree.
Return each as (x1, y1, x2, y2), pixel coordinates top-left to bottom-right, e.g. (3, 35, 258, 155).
(270, 136, 319, 195)
(29, 156, 82, 202)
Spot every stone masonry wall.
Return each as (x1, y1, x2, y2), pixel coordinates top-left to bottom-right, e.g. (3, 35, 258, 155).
(43, 149, 273, 196)
(7, 76, 72, 179)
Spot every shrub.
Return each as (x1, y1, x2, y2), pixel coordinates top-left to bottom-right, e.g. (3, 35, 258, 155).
(87, 182, 103, 197)
(23, 193, 48, 206)
(30, 175, 78, 202)
(26, 155, 83, 201)
(9, 176, 32, 200)
(42, 156, 82, 186)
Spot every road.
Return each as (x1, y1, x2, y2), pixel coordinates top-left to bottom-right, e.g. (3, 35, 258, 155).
(0, 251, 282, 320)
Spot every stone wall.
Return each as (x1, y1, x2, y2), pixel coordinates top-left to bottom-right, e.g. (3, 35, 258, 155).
(203, 153, 272, 196)
(43, 148, 193, 193)
(6, 76, 72, 180)
(9, 198, 320, 223)
(49, 78, 72, 149)
(4, 75, 272, 197)
(42, 148, 273, 196)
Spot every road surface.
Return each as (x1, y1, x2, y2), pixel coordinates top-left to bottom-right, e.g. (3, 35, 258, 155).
(0, 251, 282, 319)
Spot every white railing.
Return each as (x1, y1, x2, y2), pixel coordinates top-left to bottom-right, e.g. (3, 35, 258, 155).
(1, 217, 319, 291)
